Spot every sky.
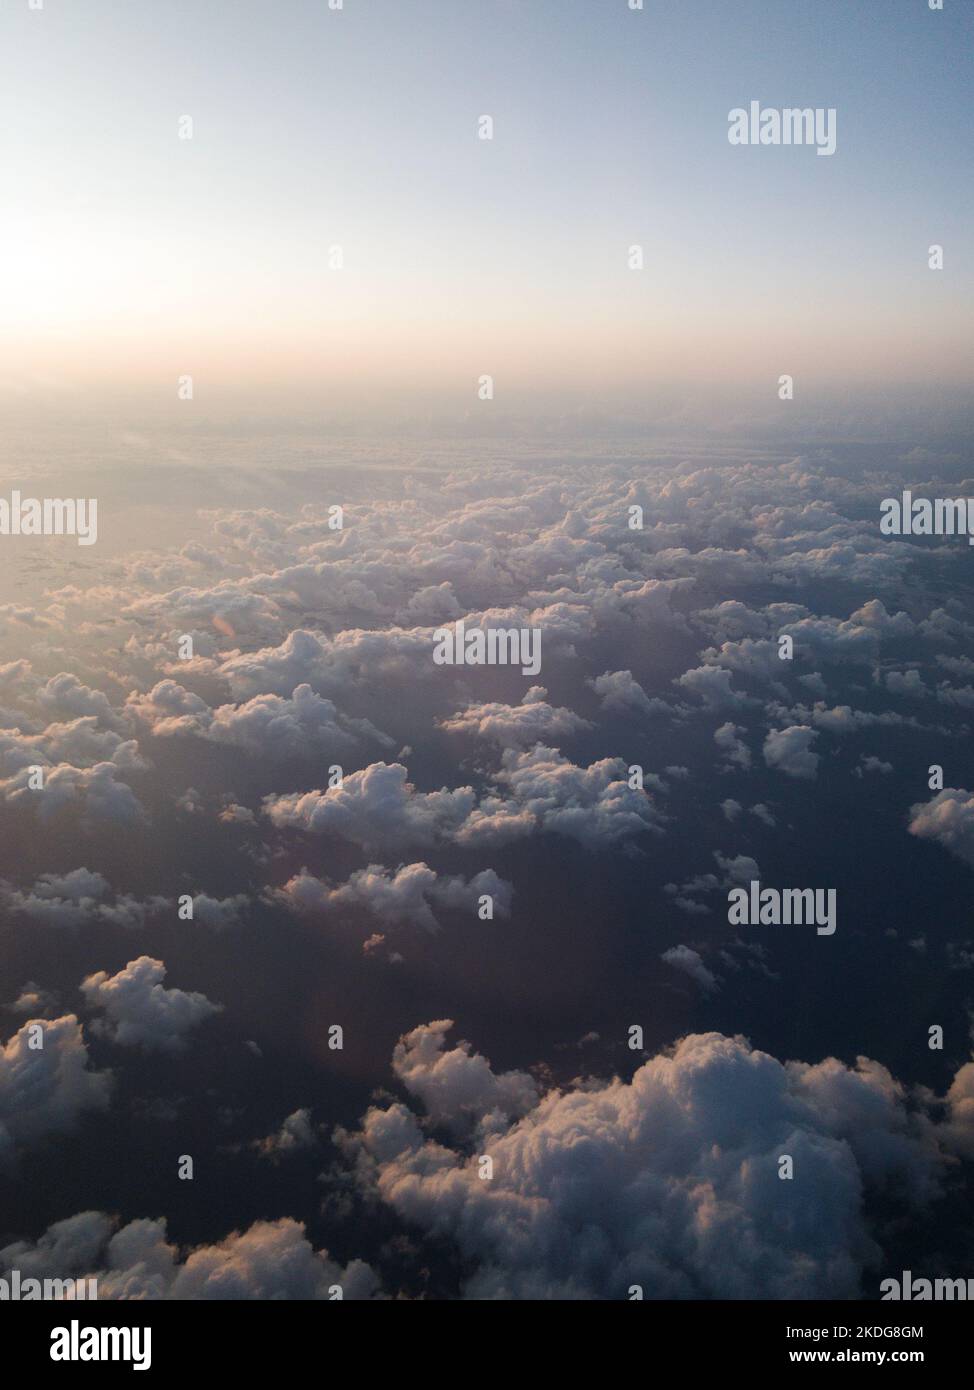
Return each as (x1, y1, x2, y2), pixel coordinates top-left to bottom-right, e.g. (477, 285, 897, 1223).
(1, 1, 974, 1306)
(1, 0, 972, 427)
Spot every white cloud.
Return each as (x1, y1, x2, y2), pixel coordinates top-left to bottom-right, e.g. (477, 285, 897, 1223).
(270, 863, 512, 933)
(81, 957, 221, 1054)
(441, 690, 590, 748)
(128, 680, 387, 757)
(908, 789, 974, 868)
(675, 665, 746, 710)
(254, 1108, 318, 1158)
(0, 1016, 111, 1163)
(264, 747, 662, 852)
(347, 1023, 952, 1300)
(763, 725, 820, 780)
(714, 721, 751, 769)
(1, 870, 167, 930)
(589, 670, 674, 718)
(390, 1019, 538, 1137)
(262, 762, 477, 852)
(0, 1213, 379, 1300)
(661, 945, 719, 993)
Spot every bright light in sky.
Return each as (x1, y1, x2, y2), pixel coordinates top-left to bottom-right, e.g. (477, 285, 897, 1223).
(0, 0, 971, 413)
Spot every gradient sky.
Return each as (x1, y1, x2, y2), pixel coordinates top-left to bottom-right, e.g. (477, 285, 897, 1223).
(1, 0, 972, 418)
(3, 3, 974, 1308)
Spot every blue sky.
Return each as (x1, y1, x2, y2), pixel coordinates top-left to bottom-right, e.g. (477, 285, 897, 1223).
(1, 0, 970, 420)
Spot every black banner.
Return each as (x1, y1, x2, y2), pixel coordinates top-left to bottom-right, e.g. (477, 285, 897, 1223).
(2, 1299, 967, 1375)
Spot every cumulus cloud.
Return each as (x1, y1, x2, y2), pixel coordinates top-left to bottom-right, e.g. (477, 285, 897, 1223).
(0, 757, 146, 825)
(262, 762, 477, 852)
(253, 1108, 318, 1159)
(270, 862, 512, 933)
(0, 720, 143, 775)
(36, 673, 123, 728)
(189, 894, 249, 930)
(458, 744, 663, 849)
(763, 725, 820, 780)
(937, 683, 974, 710)
(0, 1016, 111, 1164)
(885, 669, 927, 699)
(81, 958, 221, 1054)
(661, 945, 719, 993)
(665, 852, 761, 915)
(589, 670, 674, 718)
(1, 870, 167, 930)
(128, 680, 390, 757)
(7, 444, 974, 1300)
(389, 1019, 538, 1137)
(0, 1213, 379, 1300)
(908, 789, 974, 868)
(218, 627, 436, 702)
(849, 599, 915, 637)
(9, 983, 59, 1017)
(441, 688, 590, 749)
(345, 1024, 952, 1300)
(714, 721, 751, 769)
(713, 852, 762, 885)
(857, 755, 893, 777)
(263, 747, 661, 852)
(675, 665, 746, 710)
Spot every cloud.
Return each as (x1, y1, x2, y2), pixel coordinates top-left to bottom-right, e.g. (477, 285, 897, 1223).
(661, 945, 719, 993)
(397, 582, 462, 625)
(36, 673, 123, 728)
(7, 444, 974, 1299)
(857, 755, 893, 776)
(0, 720, 142, 775)
(763, 725, 820, 780)
(346, 1024, 951, 1300)
(848, 599, 915, 638)
(908, 789, 974, 868)
(714, 721, 751, 769)
(0, 1213, 379, 1300)
(713, 852, 762, 885)
(254, 1109, 318, 1159)
(0, 1016, 111, 1163)
(675, 665, 746, 710)
(0, 758, 147, 825)
(9, 983, 59, 1017)
(885, 669, 927, 699)
(263, 747, 662, 852)
(441, 689, 590, 749)
(937, 682, 974, 710)
(270, 863, 512, 933)
(665, 852, 761, 915)
(262, 763, 477, 852)
(218, 627, 436, 702)
(128, 680, 390, 757)
(389, 1019, 538, 1136)
(1, 870, 167, 930)
(457, 745, 663, 849)
(81, 957, 221, 1054)
(189, 894, 248, 930)
(589, 670, 674, 718)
